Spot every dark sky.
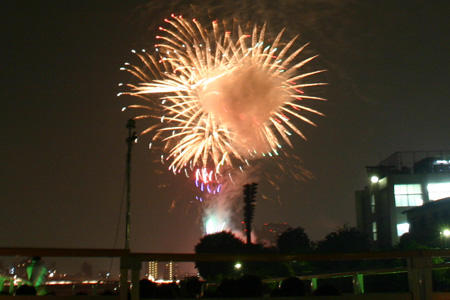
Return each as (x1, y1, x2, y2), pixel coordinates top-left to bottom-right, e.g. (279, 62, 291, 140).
(2, 0, 450, 271)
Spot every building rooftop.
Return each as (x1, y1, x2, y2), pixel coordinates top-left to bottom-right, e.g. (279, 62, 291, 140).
(366, 150, 450, 176)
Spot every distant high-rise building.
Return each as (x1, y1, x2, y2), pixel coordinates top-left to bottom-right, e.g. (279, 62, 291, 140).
(163, 261, 175, 280)
(147, 261, 158, 281)
(147, 261, 177, 281)
(355, 151, 450, 247)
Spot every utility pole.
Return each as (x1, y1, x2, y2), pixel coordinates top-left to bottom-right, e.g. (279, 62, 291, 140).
(125, 119, 137, 250)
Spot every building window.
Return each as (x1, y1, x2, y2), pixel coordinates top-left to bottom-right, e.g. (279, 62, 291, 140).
(372, 222, 377, 241)
(427, 182, 450, 201)
(370, 194, 375, 213)
(397, 223, 410, 237)
(148, 261, 158, 281)
(394, 184, 423, 207)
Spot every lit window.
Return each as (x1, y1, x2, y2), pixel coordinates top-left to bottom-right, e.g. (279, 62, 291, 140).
(427, 182, 450, 201)
(434, 160, 450, 165)
(370, 194, 376, 213)
(394, 184, 423, 207)
(372, 222, 377, 241)
(397, 223, 410, 237)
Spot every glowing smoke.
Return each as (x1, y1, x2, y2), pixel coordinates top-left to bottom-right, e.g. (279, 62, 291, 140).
(202, 168, 259, 235)
(198, 63, 288, 154)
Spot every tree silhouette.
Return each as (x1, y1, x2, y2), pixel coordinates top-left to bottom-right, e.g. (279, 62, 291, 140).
(243, 183, 258, 244)
(317, 225, 371, 253)
(315, 225, 372, 272)
(276, 227, 313, 275)
(242, 243, 290, 278)
(277, 227, 312, 253)
(195, 231, 245, 281)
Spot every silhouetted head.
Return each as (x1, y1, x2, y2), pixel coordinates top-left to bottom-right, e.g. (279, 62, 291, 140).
(313, 284, 341, 296)
(15, 285, 37, 295)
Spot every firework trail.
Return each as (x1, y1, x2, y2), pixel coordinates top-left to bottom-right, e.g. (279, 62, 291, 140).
(120, 15, 325, 177)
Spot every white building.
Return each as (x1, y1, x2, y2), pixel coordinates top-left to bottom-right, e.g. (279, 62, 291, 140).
(355, 151, 450, 247)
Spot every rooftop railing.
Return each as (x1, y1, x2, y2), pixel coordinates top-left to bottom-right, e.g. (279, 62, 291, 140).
(378, 150, 450, 171)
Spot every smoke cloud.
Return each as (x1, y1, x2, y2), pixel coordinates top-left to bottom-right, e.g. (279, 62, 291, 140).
(202, 166, 260, 236)
(199, 63, 288, 155)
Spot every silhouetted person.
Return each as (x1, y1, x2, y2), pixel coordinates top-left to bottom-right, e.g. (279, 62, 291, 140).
(75, 291, 88, 296)
(15, 285, 36, 295)
(313, 284, 341, 296)
(237, 275, 263, 297)
(155, 283, 179, 298)
(180, 276, 202, 298)
(100, 290, 116, 296)
(217, 279, 239, 297)
(139, 279, 157, 298)
(274, 277, 306, 297)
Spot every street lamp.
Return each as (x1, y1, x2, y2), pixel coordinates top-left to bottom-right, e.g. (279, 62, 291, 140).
(234, 262, 242, 270)
(442, 229, 450, 238)
(370, 175, 379, 184)
(440, 228, 450, 249)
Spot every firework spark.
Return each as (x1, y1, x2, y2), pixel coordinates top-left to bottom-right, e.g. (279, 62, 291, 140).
(195, 167, 222, 194)
(121, 15, 326, 176)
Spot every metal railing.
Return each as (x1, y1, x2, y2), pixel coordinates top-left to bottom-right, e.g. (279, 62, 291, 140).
(0, 248, 449, 300)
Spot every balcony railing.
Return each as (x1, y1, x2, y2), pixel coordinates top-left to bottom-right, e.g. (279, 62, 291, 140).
(0, 247, 449, 300)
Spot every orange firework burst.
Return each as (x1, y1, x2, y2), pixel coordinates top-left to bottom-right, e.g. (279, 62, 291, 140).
(120, 14, 326, 176)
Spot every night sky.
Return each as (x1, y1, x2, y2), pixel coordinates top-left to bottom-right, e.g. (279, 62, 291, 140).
(2, 0, 450, 272)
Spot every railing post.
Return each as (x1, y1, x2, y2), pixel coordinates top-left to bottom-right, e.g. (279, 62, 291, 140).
(120, 256, 130, 300)
(407, 255, 432, 300)
(310, 278, 318, 293)
(131, 259, 141, 300)
(91, 282, 96, 295)
(352, 273, 364, 294)
(120, 252, 141, 300)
